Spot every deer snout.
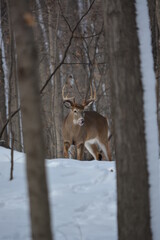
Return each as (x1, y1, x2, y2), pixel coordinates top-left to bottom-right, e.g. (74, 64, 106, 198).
(78, 118, 84, 126)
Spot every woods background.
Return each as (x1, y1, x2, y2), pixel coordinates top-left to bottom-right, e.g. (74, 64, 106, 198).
(1, 0, 112, 159)
(0, 0, 160, 159)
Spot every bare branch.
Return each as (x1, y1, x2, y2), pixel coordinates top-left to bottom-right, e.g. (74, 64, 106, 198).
(58, 0, 72, 32)
(40, 0, 95, 94)
(0, 108, 20, 140)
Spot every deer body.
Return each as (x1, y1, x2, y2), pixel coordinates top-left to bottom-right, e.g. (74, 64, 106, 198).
(63, 110, 111, 160)
(62, 84, 111, 160)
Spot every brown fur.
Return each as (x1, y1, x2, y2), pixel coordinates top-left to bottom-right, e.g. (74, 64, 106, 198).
(63, 108, 112, 161)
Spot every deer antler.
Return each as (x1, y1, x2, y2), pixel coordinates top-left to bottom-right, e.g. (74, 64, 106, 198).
(83, 84, 96, 107)
(62, 85, 75, 106)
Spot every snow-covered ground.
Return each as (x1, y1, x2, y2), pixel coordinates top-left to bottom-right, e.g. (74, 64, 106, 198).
(0, 147, 117, 240)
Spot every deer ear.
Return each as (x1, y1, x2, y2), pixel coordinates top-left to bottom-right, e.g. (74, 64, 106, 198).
(64, 101, 72, 109)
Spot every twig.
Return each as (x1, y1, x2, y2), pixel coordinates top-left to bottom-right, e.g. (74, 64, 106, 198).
(10, 131, 14, 180)
(58, 0, 72, 32)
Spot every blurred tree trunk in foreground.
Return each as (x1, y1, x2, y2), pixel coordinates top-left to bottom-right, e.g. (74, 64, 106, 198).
(9, 0, 53, 239)
(147, 0, 160, 139)
(104, 0, 152, 240)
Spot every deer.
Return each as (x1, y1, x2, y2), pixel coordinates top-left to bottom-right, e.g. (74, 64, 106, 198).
(62, 84, 112, 161)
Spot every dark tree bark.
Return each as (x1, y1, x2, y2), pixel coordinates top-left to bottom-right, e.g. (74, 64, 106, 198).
(147, 0, 160, 138)
(104, 1, 152, 240)
(9, 0, 53, 239)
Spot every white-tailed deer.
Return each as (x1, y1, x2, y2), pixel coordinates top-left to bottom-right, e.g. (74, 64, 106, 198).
(62, 85, 112, 161)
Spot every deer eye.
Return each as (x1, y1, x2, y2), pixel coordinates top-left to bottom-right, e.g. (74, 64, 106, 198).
(74, 109, 78, 114)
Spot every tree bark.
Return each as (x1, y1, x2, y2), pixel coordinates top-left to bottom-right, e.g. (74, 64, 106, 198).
(0, 47, 8, 143)
(54, 69, 63, 158)
(9, 0, 53, 239)
(104, 1, 152, 240)
(48, 1, 63, 158)
(34, 0, 53, 158)
(7, 4, 22, 151)
(147, 0, 160, 139)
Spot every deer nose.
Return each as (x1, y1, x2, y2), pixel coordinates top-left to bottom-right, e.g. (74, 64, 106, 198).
(79, 118, 84, 126)
(81, 119, 84, 125)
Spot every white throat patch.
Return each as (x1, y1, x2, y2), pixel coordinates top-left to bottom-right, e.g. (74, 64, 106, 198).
(73, 119, 78, 125)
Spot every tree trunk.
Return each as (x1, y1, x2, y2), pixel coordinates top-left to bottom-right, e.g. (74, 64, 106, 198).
(9, 0, 53, 239)
(104, 1, 152, 240)
(47, 1, 63, 158)
(6, 0, 22, 151)
(54, 69, 63, 158)
(34, 0, 53, 158)
(0, 47, 8, 143)
(147, 0, 160, 140)
(0, 0, 9, 146)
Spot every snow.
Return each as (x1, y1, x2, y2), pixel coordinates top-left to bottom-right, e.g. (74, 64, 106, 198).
(135, 1, 160, 239)
(0, 147, 117, 240)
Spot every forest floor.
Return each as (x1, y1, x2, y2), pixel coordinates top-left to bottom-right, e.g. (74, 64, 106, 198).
(0, 146, 117, 240)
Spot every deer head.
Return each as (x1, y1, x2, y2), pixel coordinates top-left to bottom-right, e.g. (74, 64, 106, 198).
(62, 84, 96, 126)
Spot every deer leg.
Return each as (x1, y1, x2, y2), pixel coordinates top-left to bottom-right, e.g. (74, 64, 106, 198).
(85, 142, 100, 160)
(64, 142, 70, 158)
(90, 144, 102, 160)
(77, 143, 84, 160)
(98, 141, 112, 161)
(106, 141, 112, 161)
